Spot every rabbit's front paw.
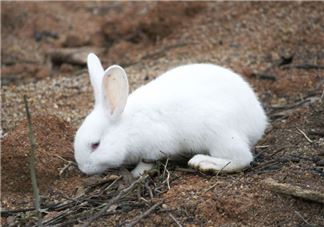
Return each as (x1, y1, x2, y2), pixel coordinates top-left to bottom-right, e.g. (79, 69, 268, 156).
(131, 161, 154, 178)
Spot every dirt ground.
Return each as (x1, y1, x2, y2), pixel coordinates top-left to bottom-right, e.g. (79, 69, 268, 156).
(1, 2, 324, 226)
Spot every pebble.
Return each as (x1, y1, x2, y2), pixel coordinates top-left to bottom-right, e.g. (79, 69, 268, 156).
(316, 159, 324, 166)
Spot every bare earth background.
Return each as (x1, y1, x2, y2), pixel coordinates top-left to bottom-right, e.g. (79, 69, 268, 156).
(1, 2, 324, 226)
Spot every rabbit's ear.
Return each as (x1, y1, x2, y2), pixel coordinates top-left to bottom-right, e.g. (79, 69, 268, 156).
(87, 53, 104, 101)
(102, 65, 129, 119)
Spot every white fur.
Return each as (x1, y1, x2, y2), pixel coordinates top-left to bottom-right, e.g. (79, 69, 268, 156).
(74, 53, 267, 176)
(131, 162, 154, 177)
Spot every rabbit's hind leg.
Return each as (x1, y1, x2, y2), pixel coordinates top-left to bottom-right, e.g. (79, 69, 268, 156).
(188, 154, 234, 173)
(188, 138, 253, 173)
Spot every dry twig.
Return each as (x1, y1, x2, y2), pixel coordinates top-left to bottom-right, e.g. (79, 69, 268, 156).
(5, 156, 178, 226)
(294, 211, 315, 226)
(168, 213, 183, 227)
(1, 207, 38, 217)
(162, 158, 171, 190)
(252, 73, 277, 81)
(122, 201, 163, 227)
(269, 96, 320, 120)
(307, 129, 324, 137)
(296, 127, 313, 143)
(82, 175, 149, 227)
(48, 47, 104, 66)
(281, 64, 324, 70)
(23, 95, 42, 226)
(204, 161, 231, 193)
(263, 178, 324, 204)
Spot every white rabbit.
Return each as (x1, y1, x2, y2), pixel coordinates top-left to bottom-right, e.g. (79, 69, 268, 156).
(74, 53, 267, 177)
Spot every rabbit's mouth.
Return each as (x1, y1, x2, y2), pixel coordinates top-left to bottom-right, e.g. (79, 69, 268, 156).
(78, 162, 107, 175)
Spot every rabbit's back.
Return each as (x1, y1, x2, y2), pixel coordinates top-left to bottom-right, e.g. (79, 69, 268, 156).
(125, 64, 266, 153)
(130, 64, 256, 105)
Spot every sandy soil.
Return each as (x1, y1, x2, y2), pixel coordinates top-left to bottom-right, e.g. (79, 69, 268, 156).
(1, 2, 324, 226)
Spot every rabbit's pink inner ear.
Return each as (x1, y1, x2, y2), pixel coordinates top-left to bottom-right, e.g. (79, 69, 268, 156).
(102, 66, 129, 118)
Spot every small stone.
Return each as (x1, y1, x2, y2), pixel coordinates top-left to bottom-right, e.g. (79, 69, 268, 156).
(35, 66, 50, 79)
(107, 204, 118, 212)
(62, 34, 89, 47)
(82, 175, 101, 187)
(75, 186, 86, 197)
(312, 156, 321, 163)
(316, 159, 324, 166)
(60, 64, 74, 73)
(290, 156, 300, 163)
(6, 216, 15, 226)
(106, 174, 120, 181)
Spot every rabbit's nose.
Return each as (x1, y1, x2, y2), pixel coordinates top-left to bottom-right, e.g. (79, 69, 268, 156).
(91, 142, 100, 151)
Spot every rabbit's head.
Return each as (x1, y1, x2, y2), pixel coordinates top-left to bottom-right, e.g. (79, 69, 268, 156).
(74, 53, 129, 174)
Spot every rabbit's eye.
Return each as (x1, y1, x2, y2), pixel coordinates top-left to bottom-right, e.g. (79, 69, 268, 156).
(91, 142, 100, 151)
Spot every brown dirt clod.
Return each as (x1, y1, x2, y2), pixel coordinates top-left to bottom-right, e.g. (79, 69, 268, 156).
(1, 114, 75, 193)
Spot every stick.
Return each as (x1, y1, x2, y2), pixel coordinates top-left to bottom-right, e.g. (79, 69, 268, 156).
(175, 167, 197, 173)
(204, 161, 231, 193)
(82, 175, 148, 227)
(162, 159, 171, 190)
(141, 42, 194, 60)
(270, 98, 310, 110)
(49, 47, 104, 66)
(23, 95, 42, 226)
(281, 64, 324, 70)
(53, 154, 77, 165)
(1, 207, 37, 217)
(58, 210, 120, 226)
(145, 181, 154, 199)
(269, 96, 320, 120)
(124, 42, 196, 67)
(255, 145, 269, 149)
(162, 158, 169, 179)
(307, 129, 324, 137)
(263, 178, 324, 204)
(168, 213, 183, 227)
(268, 147, 287, 158)
(296, 127, 313, 143)
(122, 201, 163, 227)
(294, 211, 315, 226)
(1, 201, 71, 217)
(252, 73, 277, 81)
